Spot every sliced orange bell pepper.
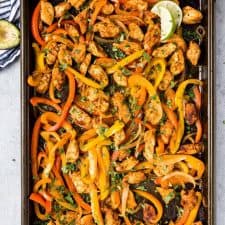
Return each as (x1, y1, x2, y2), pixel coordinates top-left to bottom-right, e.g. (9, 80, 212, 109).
(30, 193, 52, 213)
(45, 70, 75, 132)
(133, 189, 163, 224)
(30, 97, 61, 112)
(184, 192, 202, 225)
(31, 116, 41, 180)
(31, 2, 45, 46)
(64, 174, 91, 212)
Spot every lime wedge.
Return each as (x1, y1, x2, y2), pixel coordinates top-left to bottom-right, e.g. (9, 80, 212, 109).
(157, 6, 176, 41)
(151, 0, 183, 27)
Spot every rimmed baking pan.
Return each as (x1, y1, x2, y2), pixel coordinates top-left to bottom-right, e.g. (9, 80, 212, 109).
(21, 0, 214, 224)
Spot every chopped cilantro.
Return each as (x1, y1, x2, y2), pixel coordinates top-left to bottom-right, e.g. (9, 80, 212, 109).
(164, 191, 175, 204)
(121, 67, 131, 76)
(170, 80, 176, 88)
(64, 193, 75, 205)
(59, 63, 68, 71)
(61, 163, 77, 174)
(143, 51, 151, 62)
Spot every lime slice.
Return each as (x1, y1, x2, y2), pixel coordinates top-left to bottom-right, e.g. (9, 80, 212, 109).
(151, 0, 183, 27)
(158, 6, 176, 41)
(0, 20, 20, 50)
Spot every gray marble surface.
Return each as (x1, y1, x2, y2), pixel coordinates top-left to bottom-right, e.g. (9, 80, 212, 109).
(0, 1, 224, 224)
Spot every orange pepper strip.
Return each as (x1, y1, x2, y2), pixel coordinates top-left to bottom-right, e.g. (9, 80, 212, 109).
(162, 103, 178, 129)
(30, 193, 48, 211)
(133, 189, 163, 224)
(49, 80, 61, 104)
(63, 174, 91, 212)
(90, 0, 106, 26)
(45, 20, 77, 33)
(33, 178, 52, 192)
(31, 2, 45, 46)
(195, 119, 202, 143)
(37, 151, 47, 169)
(31, 116, 41, 179)
(193, 86, 201, 110)
(52, 165, 65, 186)
(30, 97, 61, 112)
(45, 70, 75, 131)
(156, 137, 165, 155)
(52, 28, 68, 35)
(34, 203, 48, 221)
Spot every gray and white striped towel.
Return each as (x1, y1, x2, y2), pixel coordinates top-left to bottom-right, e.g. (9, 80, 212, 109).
(0, 0, 20, 69)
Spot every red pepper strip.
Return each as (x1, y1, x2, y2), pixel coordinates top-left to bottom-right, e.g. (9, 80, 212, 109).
(46, 20, 77, 33)
(31, 116, 41, 179)
(46, 70, 75, 131)
(30, 193, 50, 212)
(45, 200, 52, 213)
(63, 174, 92, 212)
(31, 2, 45, 46)
(55, 155, 61, 172)
(30, 97, 61, 112)
(52, 165, 65, 186)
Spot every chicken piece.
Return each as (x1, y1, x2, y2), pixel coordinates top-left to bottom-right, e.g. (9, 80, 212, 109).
(69, 105, 92, 129)
(112, 149, 130, 162)
(79, 215, 95, 225)
(144, 23, 161, 53)
(182, 6, 203, 25)
(66, 139, 79, 163)
(102, 3, 114, 15)
(152, 43, 177, 58)
(160, 120, 174, 144)
(112, 92, 131, 124)
(181, 190, 198, 209)
(154, 164, 174, 177)
(169, 49, 185, 75)
(143, 129, 156, 161)
(145, 99, 163, 125)
(104, 209, 121, 225)
(178, 143, 204, 155)
(80, 53, 92, 75)
(158, 70, 173, 91)
(124, 172, 146, 184)
(88, 41, 107, 58)
(127, 191, 137, 210)
(143, 203, 157, 224)
(54, 2, 71, 18)
(123, 0, 148, 11)
(156, 187, 175, 204)
(81, 86, 104, 102)
(111, 191, 121, 209)
(115, 157, 139, 172)
(113, 71, 128, 87)
(68, 0, 85, 9)
(95, 57, 116, 68)
(165, 88, 176, 111)
(58, 45, 72, 66)
(56, 212, 78, 225)
(52, 65, 65, 90)
(72, 43, 86, 64)
(113, 40, 142, 55)
(64, 24, 80, 40)
(45, 42, 59, 65)
(40, 1, 54, 25)
(185, 103, 198, 125)
(70, 172, 90, 193)
(164, 34, 187, 52)
(93, 19, 120, 38)
(88, 65, 109, 87)
(76, 97, 109, 115)
(28, 70, 51, 94)
(186, 41, 201, 66)
(114, 129, 126, 147)
(75, 8, 88, 34)
(128, 23, 144, 42)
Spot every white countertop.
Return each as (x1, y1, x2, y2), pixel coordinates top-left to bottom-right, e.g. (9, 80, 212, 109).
(0, 1, 224, 224)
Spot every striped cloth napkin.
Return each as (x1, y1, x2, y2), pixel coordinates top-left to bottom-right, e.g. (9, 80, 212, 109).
(0, 0, 20, 68)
